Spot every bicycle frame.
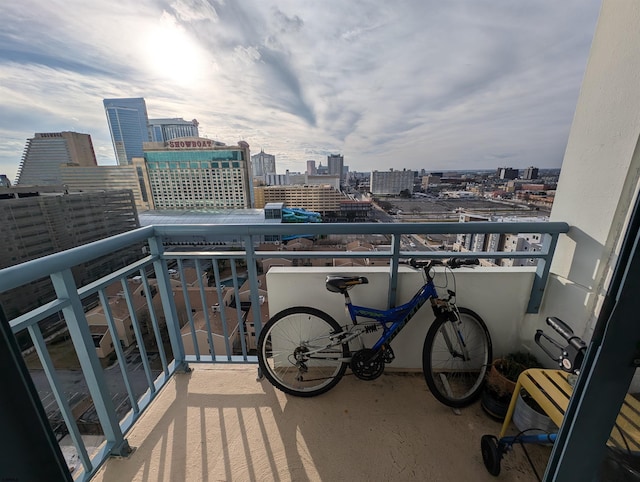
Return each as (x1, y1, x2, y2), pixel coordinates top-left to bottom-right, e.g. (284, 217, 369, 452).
(344, 280, 442, 351)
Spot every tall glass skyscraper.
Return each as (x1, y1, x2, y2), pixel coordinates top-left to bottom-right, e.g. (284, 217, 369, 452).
(103, 97, 151, 165)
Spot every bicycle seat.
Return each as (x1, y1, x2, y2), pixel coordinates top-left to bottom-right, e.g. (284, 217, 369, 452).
(325, 276, 369, 293)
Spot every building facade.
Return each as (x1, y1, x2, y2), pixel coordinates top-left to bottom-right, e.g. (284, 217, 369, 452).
(0, 190, 140, 319)
(60, 164, 153, 211)
(370, 169, 414, 195)
(15, 132, 97, 186)
(149, 118, 199, 142)
(306, 160, 317, 175)
(523, 167, 539, 180)
(327, 154, 344, 185)
(253, 184, 345, 215)
(497, 167, 519, 180)
(137, 137, 253, 210)
(264, 173, 289, 186)
(251, 149, 276, 178)
(103, 97, 151, 165)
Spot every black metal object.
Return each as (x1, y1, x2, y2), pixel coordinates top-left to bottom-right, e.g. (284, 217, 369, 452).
(0, 305, 73, 481)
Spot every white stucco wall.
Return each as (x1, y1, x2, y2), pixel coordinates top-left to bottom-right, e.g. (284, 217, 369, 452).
(266, 266, 536, 369)
(539, 2, 640, 343)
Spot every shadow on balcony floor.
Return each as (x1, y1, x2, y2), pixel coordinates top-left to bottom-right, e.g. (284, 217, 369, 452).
(93, 365, 550, 481)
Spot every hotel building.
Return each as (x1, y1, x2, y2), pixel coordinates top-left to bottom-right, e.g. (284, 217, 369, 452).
(134, 137, 253, 210)
(15, 132, 97, 186)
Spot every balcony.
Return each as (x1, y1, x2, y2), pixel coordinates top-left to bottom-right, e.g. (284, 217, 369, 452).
(4, 4, 640, 479)
(0, 221, 569, 481)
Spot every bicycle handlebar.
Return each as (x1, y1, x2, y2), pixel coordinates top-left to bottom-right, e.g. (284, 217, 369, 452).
(407, 257, 480, 270)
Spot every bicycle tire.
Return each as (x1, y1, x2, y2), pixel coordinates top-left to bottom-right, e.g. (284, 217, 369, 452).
(423, 307, 492, 408)
(257, 306, 349, 397)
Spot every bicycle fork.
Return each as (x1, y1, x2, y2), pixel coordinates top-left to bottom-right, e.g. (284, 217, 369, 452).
(439, 308, 472, 362)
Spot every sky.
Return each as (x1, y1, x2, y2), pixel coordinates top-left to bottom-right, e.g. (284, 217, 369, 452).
(0, 1, 602, 182)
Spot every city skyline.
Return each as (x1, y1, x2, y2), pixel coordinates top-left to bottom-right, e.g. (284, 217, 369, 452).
(0, 1, 601, 181)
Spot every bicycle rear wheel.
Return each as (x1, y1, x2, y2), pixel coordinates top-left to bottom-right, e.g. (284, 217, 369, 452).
(257, 306, 349, 397)
(423, 307, 492, 408)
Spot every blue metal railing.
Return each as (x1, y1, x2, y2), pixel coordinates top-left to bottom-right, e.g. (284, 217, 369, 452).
(0, 221, 569, 480)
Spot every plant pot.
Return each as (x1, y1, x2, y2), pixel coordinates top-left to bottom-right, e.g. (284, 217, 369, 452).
(513, 389, 556, 434)
(480, 386, 511, 421)
(485, 359, 521, 398)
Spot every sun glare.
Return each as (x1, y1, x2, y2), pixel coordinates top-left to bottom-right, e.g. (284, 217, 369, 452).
(142, 15, 207, 85)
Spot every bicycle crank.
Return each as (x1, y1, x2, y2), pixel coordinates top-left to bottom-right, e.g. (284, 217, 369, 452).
(350, 348, 385, 380)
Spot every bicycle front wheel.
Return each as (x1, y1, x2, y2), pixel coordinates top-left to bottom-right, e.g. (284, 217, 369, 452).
(257, 306, 349, 397)
(423, 307, 492, 408)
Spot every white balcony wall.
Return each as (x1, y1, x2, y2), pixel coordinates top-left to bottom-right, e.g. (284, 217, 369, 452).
(267, 266, 536, 369)
(532, 2, 640, 351)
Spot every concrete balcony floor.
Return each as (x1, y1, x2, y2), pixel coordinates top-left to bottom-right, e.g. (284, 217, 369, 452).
(93, 365, 550, 481)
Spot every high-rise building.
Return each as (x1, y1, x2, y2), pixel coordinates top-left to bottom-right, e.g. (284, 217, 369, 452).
(523, 167, 539, 180)
(15, 132, 98, 185)
(60, 164, 153, 211)
(371, 169, 414, 195)
(103, 97, 151, 165)
(136, 137, 253, 210)
(327, 154, 344, 185)
(0, 189, 140, 319)
(306, 160, 316, 175)
(149, 118, 199, 142)
(251, 149, 276, 178)
(0, 174, 11, 187)
(497, 167, 519, 180)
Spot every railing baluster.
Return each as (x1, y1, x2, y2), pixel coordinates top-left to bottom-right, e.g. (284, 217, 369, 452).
(388, 233, 402, 309)
(120, 278, 156, 394)
(195, 259, 216, 361)
(98, 289, 139, 415)
(148, 236, 188, 372)
(139, 268, 169, 376)
(211, 257, 232, 361)
(27, 322, 93, 475)
(245, 234, 264, 343)
(49, 269, 131, 458)
(230, 260, 248, 359)
(177, 259, 200, 360)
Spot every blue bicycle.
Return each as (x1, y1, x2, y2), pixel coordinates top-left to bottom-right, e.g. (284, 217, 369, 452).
(257, 258, 493, 407)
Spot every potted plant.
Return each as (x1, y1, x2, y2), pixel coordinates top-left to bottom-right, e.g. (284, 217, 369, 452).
(481, 351, 542, 420)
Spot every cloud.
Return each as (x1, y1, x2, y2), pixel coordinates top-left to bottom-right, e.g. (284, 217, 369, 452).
(0, 0, 601, 181)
